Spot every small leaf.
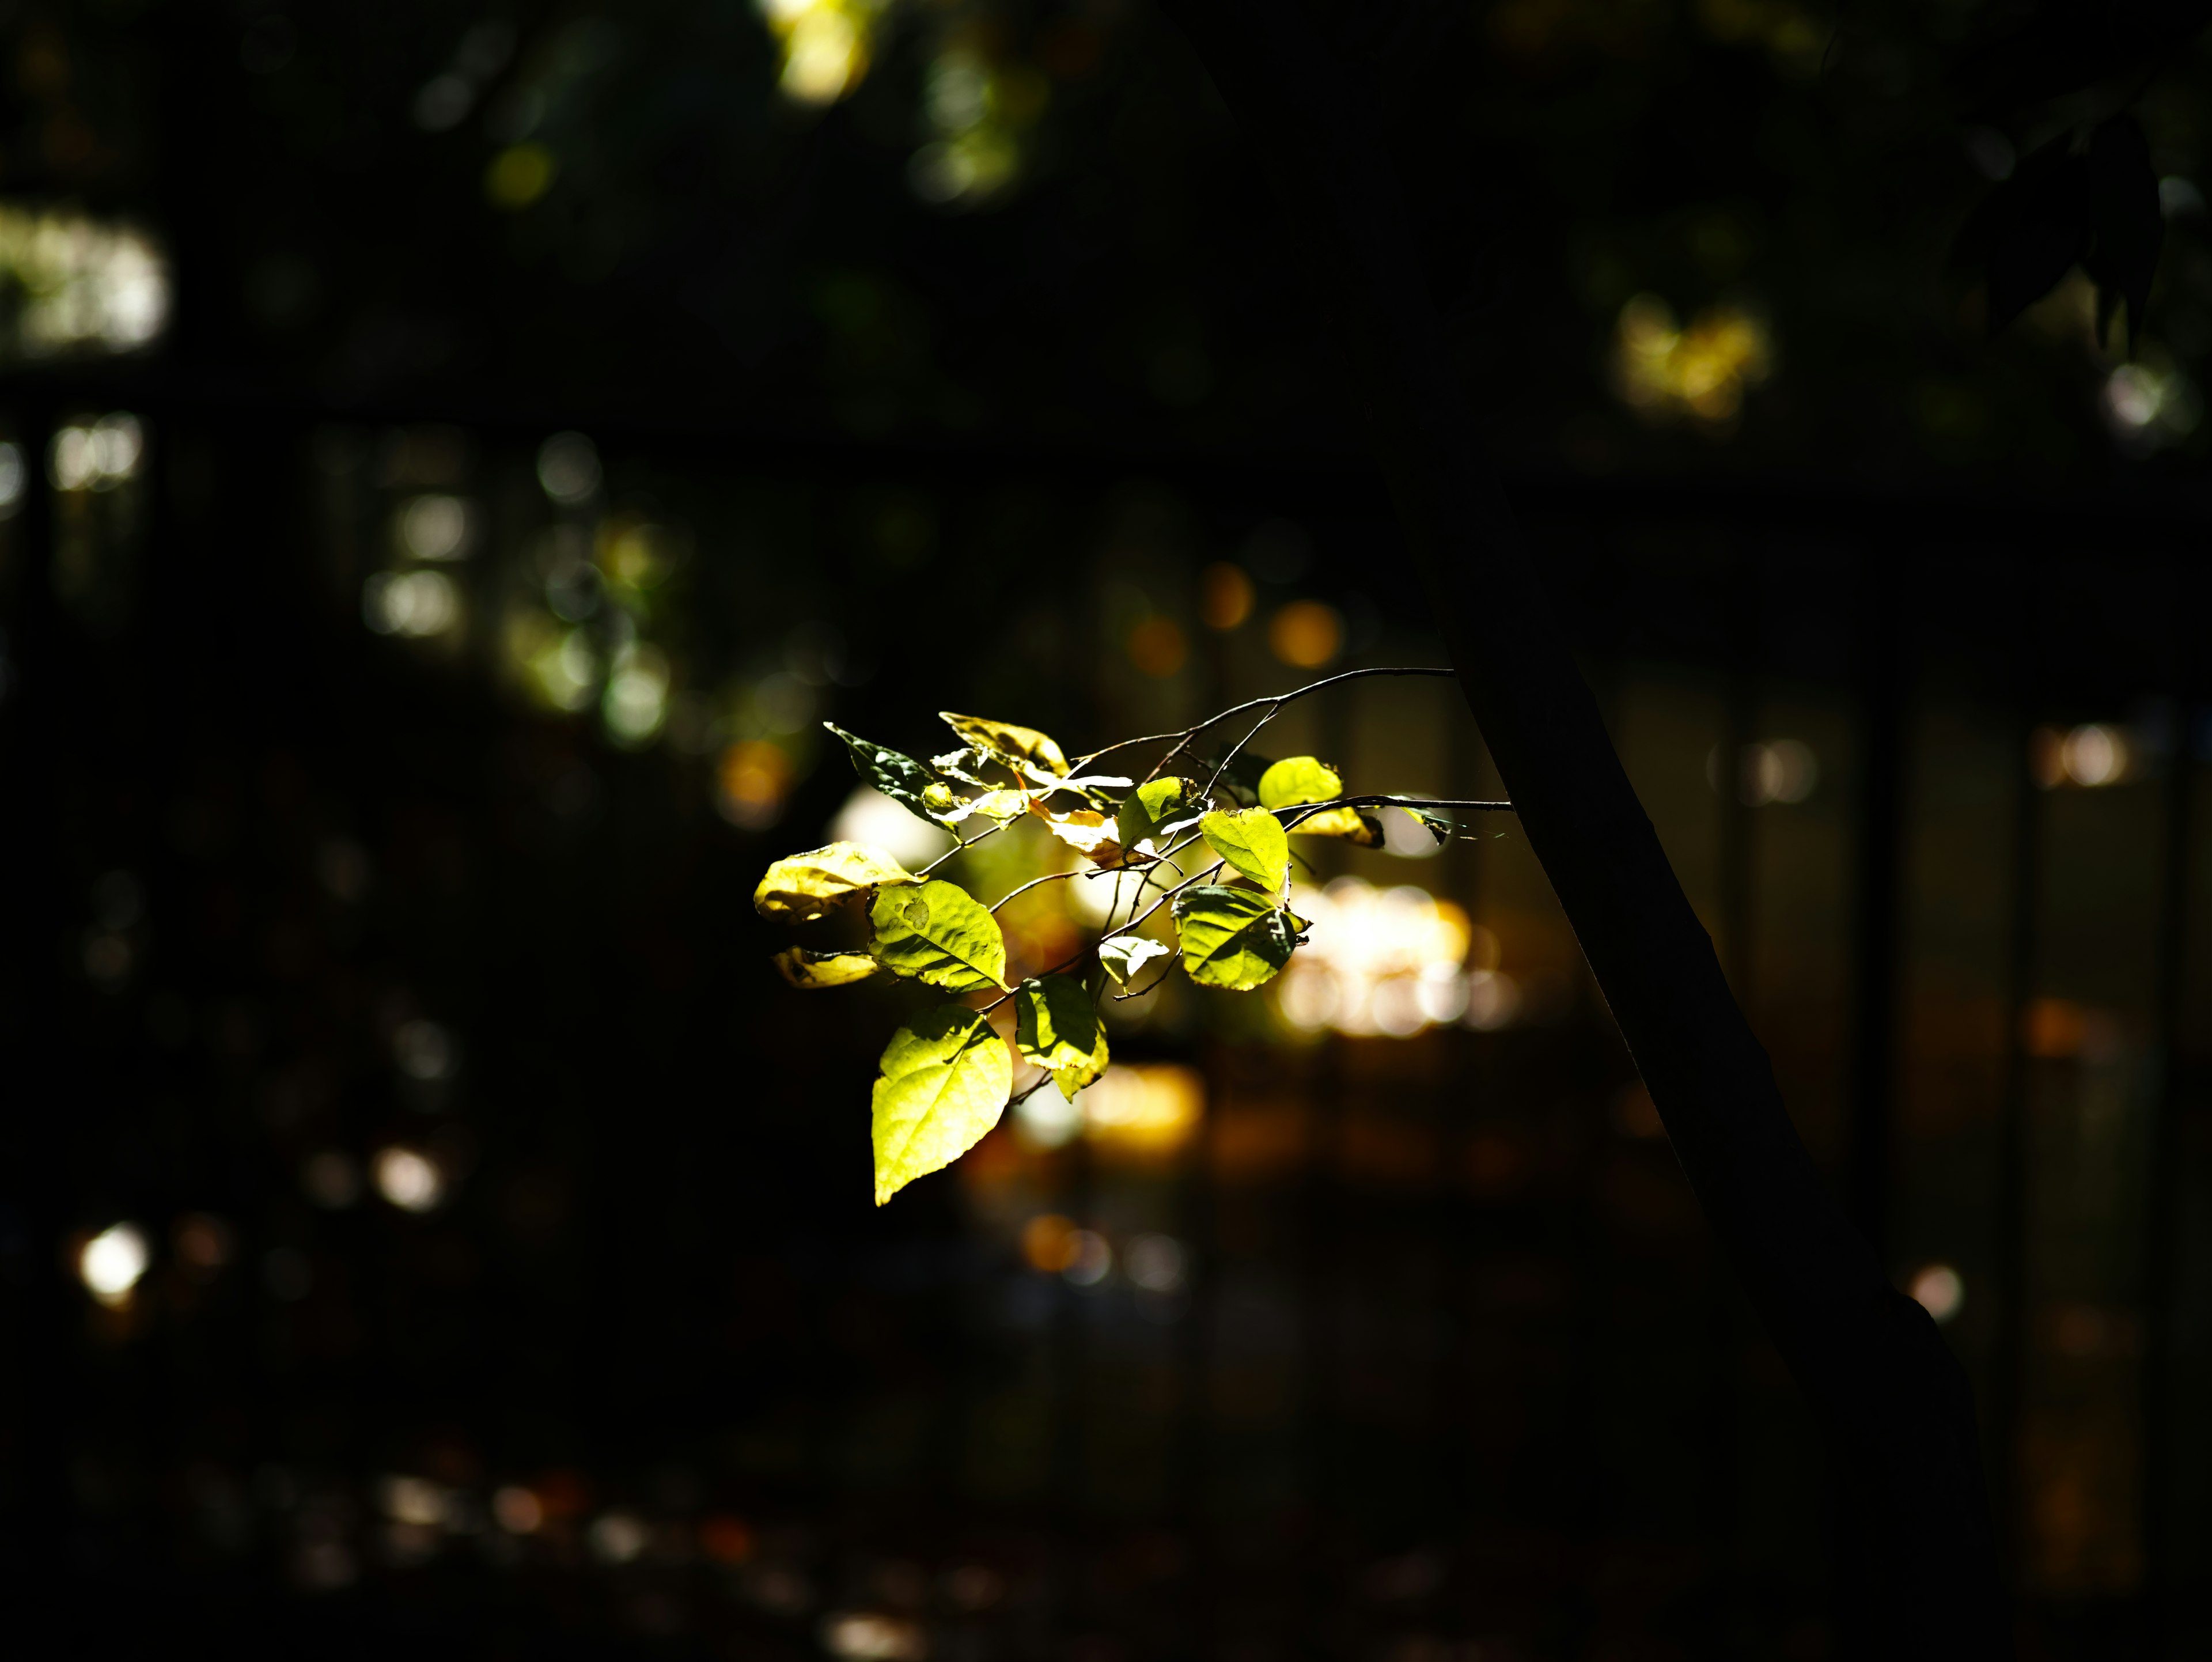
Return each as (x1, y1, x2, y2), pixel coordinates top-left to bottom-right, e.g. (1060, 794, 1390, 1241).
(872, 1005, 1013, 1205)
(1014, 973, 1109, 1099)
(1381, 798, 1457, 844)
(869, 879, 1007, 993)
(1296, 805, 1386, 846)
(1115, 777, 1194, 855)
(940, 713, 1069, 782)
(754, 841, 917, 922)
(1257, 756, 1342, 810)
(936, 788, 1031, 825)
(772, 947, 880, 989)
(1201, 807, 1290, 892)
(1171, 884, 1308, 991)
(1028, 798, 1126, 864)
(825, 724, 955, 826)
(1099, 934, 1172, 986)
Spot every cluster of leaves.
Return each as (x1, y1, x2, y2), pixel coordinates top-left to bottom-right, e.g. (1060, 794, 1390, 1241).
(751, 701, 1478, 1205)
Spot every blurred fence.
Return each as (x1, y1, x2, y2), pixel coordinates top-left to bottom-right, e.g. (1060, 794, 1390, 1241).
(1, 383, 2206, 1660)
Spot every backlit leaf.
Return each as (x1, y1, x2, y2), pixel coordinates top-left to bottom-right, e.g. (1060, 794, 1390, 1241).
(1171, 884, 1308, 991)
(936, 788, 1031, 824)
(1028, 798, 1125, 864)
(1294, 805, 1385, 846)
(940, 713, 1069, 781)
(753, 841, 916, 922)
(825, 724, 953, 825)
(772, 947, 880, 989)
(871, 1005, 1012, 1205)
(1200, 808, 1289, 892)
(1014, 973, 1110, 1100)
(1098, 934, 1172, 986)
(869, 879, 1007, 993)
(1257, 756, 1341, 810)
(1115, 776, 1194, 856)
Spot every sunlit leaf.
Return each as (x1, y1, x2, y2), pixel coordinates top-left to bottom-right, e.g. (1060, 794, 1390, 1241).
(940, 713, 1069, 782)
(1028, 798, 1125, 864)
(1200, 807, 1289, 892)
(1115, 776, 1194, 856)
(871, 1005, 1012, 1206)
(1014, 973, 1109, 1100)
(1295, 805, 1385, 846)
(753, 841, 916, 922)
(825, 724, 953, 825)
(1382, 798, 1456, 844)
(869, 879, 1007, 993)
(937, 788, 1031, 824)
(1171, 884, 1307, 991)
(772, 947, 880, 988)
(1256, 756, 1341, 809)
(1098, 934, 1172, 986)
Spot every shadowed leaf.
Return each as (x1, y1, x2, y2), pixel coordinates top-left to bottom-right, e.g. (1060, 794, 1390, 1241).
(1172, 884, 1308, 990)
(1014, 973, 1109, 1100)
(825, 724, 955, 825)
(2085, 114, 2165, 350)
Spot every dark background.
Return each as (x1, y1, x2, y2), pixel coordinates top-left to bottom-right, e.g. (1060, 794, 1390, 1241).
(1, 3, 2209, 1659)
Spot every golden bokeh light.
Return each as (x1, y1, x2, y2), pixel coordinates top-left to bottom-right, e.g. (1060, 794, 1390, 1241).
(1127, 616, 1188, 677)
(1268, 600, 1342, 669)
(1200, 562, 1253, 630)
(1613, 294, 1771, 425)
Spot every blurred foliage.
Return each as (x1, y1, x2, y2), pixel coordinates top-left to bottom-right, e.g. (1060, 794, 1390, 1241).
(7, 0, 2212, 476)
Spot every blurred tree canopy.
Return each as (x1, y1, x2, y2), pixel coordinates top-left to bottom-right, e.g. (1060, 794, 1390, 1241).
(12, 0, 2212, 474)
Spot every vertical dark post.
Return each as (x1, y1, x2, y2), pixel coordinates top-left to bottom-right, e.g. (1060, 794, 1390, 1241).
(1847, 546, 1906, 1264)
(2138, 557, 2200, 1657)
(0, 402, 63, 1600)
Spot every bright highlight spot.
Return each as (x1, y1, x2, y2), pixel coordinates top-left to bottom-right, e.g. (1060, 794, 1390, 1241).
(1910, 1263, 1965, 1325)
(1277, 878, 1495, 1038)
(1268, 600, 1342, 668)
(821, 1612, 926, 1662)
(49, 412, 144, 491)
(0, 207, 170, 357)
(364, 570, 461, 638)
(79, 1222, 150, 1306)
(758, 0, 886, 107)
(830, 785, 953, 867)
(373, 1147, 445, 1213)
(1614, 294, 1771, 424)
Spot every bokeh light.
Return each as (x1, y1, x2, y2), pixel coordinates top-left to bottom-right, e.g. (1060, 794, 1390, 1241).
(373, 1148, 446, 1213)
(79, 1222, 150, 1307)
(1909, 1263, 1965, 1324)
(1268, 600, 1342, 668)
(1277, 878, 1501, 1039)
(0, 207, 169, 357)
(1200, 562, 1254, 630)
(1614, 294, 1772, 424)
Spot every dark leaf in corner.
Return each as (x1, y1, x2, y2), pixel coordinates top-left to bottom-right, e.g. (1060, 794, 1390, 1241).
(2084, 115, 2165, 352)
(1952, 0, 2212, 118)
(1963, 138, 2093, 332)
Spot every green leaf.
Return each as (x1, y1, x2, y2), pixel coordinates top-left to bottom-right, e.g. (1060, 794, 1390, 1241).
(1098, 934, 1172, 986)
(869, 879, 1007, 993)
(939, 713, 1069, 782)
(1200, 808, 1290, 892)
(772, 947, 881, 989)
(753, 841, 916, 922)
(1014, 974, 1109, 1101)
(1115, 776, 1194, 855)
(871, 1005, 1013, 1205)
(1295, 805, 1385, 846)
(825, 724, 954, 826)
(1256, 755, 1342, 810)
(1382, 798, 1457, 844)
(1027, 798, 1125, 864)
(1171, 884, 1308, 991)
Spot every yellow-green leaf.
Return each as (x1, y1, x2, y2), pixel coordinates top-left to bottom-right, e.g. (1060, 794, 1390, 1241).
(1257, 756, 1342, 810)
(936, 788, 1031, 824)
(871, 1005, 1013, 1205)
(1200, 807, 1289, 892)
(772, 947, 880, 989)
(753, 841, 916, 922)
(1115, 776, 1194, 856)
(1171, 884, 1308, 991)
(1028, 798, 1125, 864)
(1014, 974, 1109, 1101)
(1098, 934, 1171, 986)
(869, 879, 1007, 992)
(940, 713, 1069, 781)
(1296, 805, 1385, 846)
